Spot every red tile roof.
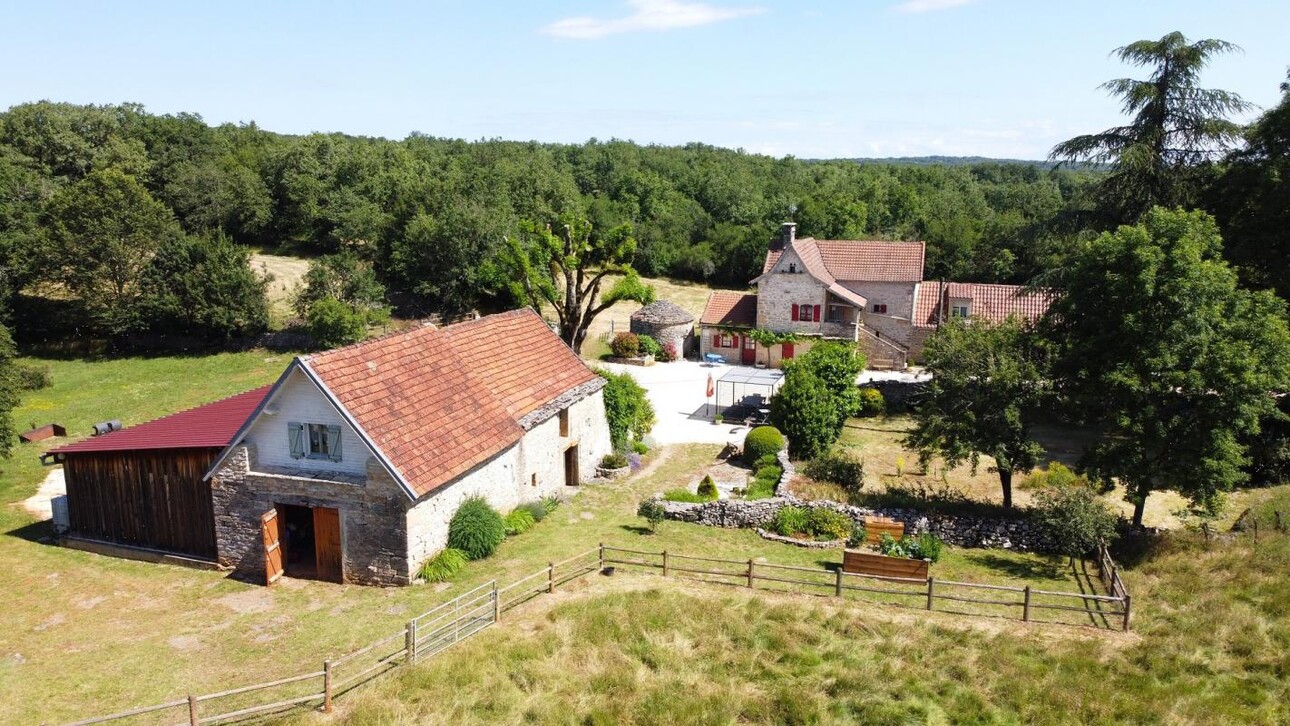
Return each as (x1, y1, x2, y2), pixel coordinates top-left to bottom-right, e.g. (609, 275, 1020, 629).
(700, 291, 758, 328)
(303, 309, 600, 498)
(912, 282, 1055, 328)
(50, 387, 272, 455)
(762, 238, 925, 282)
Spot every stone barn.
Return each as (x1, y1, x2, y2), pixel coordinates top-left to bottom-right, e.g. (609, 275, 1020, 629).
(629, 300, 694, 359)
(206, 308, 612, 586)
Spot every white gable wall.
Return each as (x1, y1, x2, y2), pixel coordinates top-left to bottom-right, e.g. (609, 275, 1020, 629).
(242, 367, 374, 478)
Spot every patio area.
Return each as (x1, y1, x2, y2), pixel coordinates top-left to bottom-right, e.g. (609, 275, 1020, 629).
(596, 360, 765, 445)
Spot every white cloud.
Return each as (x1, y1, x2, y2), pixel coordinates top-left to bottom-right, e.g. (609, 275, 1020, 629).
(893, 0, 974, 14)
(541, 0, 766, 40)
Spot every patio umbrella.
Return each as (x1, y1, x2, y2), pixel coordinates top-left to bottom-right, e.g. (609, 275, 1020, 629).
(706, 372, 714, 415)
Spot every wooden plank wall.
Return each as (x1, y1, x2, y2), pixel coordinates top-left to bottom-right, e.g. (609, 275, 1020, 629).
(63, 448, 220, 559)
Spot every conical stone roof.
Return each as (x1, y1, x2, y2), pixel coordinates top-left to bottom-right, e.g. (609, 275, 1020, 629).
(630, 300, 694, 325)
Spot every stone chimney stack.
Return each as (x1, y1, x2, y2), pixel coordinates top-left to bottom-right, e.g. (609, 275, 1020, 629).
(780, 222, 797, 249)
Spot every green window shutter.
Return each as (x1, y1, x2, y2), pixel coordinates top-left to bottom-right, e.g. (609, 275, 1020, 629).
(288, 422, 305, 459)
(326, 424, 343, 462)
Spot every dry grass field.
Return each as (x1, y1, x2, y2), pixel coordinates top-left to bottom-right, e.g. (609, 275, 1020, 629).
(791, 415, 1262, 529)
(250, 252, 311, 326)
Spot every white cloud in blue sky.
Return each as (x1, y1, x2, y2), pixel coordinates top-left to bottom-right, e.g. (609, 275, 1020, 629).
(541, 0, 766, 39)
(894, 0, 975, 14)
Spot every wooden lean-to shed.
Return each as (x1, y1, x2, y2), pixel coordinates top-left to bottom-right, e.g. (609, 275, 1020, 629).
(47, 387, 270, 561)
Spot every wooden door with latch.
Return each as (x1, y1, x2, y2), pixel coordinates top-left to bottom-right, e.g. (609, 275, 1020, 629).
(313, 507, 343, 583)
(261, 508, 284, 586)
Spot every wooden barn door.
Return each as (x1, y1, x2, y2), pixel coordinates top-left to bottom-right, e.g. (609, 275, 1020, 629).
(564, 445, 579, 487)
(261, 509, 284, 586)
(313, 507, 343, 583)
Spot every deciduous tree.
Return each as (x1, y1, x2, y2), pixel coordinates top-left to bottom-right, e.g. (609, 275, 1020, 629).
(1044, 208, 1290, 526)
(906, 318, 1047, 509)
(502, 215, 654, 354)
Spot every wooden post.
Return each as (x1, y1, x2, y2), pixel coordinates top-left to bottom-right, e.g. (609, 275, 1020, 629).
(662, 550, 669, 578)
(323, 659, 333, 713)
(405, 619, 417, 664)
(599, 542, 605, 570)
(493, 583, 500, 623)
(548, 562, 555, 594)
(1023, 586, 1031, 622)
(926, 576, 934, 610)
(187, 694, 198, 726)
(1275, 511, 1283, 532)
(1253, 519, 1259, 542)
(834, 567, 843, 597)
(746, 559, 754, 588)
(1122, 595, 1132, 632)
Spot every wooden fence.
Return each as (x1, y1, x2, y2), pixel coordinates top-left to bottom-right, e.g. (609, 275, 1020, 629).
(61, 548, 603, 726)
(602, 544, 1132, 632)
(61, 543, 1128, 724)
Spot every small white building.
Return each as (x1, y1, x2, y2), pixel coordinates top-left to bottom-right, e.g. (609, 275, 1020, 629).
(208, 309, 612, 586)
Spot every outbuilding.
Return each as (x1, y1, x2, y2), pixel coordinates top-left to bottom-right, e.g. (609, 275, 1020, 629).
(47, 387, 271, 563)
(629, 300, 694, 359)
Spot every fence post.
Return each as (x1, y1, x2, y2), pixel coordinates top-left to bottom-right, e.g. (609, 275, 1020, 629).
(1253, 519, 1259, 542)
(926, 576, 934, 611)
(599, 542, 605, 570)
(834, 567, 843, 597)
(493, 583, 500, 623)
(1122, 594, 1132, 632)
(1023, 586, 1031, 622)
(1276, 511, 1283, 532)
(323, 659, 333, 713)
(548, 562, 555, 593)
(746, 559, 754, 588)
(188, 694, 198, 726)
(405, 619, 417, 664)
(662, 550, 669, 578)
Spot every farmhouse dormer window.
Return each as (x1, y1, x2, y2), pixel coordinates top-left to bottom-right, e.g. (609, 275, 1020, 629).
(289, 421, 343, 462)
(872, 303, 888, 314)
(788, 263, 796, 273)
(951, 304, 970, 319)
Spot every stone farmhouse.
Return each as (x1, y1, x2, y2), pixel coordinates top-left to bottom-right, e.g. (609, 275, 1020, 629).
(51, 309, 611, 587)
(700, 223, 1054, 368)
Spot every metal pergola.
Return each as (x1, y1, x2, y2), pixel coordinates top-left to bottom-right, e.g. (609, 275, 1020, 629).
(714, 367, 785, 416)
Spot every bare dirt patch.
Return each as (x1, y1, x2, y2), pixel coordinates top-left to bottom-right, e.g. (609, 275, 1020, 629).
(215, 589, 274, 615)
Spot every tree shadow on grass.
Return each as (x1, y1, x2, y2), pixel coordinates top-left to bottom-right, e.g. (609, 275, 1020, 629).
(619, 524, 655, 536)
(964, 551, 1067, 581)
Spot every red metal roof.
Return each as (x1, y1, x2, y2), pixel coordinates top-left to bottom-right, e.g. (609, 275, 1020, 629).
(50, 386, 272, 455)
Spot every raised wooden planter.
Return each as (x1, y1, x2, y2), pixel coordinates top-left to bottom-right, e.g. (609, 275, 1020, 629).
(842, 549, 929, 579)
(859, 517, 904, 545)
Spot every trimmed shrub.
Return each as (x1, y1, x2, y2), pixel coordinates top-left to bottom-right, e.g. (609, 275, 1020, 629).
(769, 368, 842, 459)
(601, 452, 629, 469)
(773, 505, 808, 537)
(806, 508, 852, 541)
(637, 499, 665, 532)
(755, 453, 779, 469)
(696, 475, 719, 500)
(631, 440, 649, 454)
(419, 548, 468, 583)
(854, 387, 886, 417)
(663, 488, 708, 503)
(743, 426, 785, 465)
(638, 334, 662, 358)
(803, 451, 865, 490)
(447, 497, 507, 560)
(503, 508, 536, 535)
(520, 501, 548, 522)
(610, 332, 641, 358)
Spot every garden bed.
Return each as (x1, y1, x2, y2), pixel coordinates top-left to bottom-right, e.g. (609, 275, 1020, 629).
(842, 549, 930, 578)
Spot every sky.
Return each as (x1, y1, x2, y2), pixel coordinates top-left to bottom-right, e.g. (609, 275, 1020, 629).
(2, 0, 1287, 159)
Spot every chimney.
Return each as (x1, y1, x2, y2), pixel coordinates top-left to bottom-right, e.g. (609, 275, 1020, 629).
(780, 222, 797, 250)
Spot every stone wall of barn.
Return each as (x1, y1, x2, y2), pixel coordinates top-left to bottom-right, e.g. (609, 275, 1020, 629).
(211, 444, 412, 586)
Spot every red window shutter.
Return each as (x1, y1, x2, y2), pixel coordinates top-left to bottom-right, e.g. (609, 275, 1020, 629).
(791, 305, 799, 321)
(712, 333, 720, 347)
(813, 305, 821, 322)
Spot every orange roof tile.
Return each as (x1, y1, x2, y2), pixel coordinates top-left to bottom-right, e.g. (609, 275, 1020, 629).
(912, 282, 1055, 328)
(700, 291, 758, 327)
(762, 238, 925, 282)
(303, 309, 600, 497)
